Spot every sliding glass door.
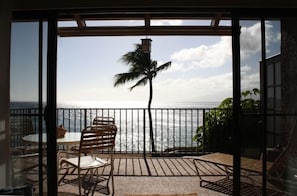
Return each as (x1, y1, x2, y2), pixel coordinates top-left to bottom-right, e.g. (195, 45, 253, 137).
(237, 16, 297, 195)
(10, 16, 58, 195)
(10, 21, 47, 194)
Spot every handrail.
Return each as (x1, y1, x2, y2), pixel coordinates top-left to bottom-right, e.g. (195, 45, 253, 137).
(11, 107, 286, 156)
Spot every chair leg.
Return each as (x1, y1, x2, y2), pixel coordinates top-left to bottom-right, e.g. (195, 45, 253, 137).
(58, 166, 77, 185)
(111, 172, 114, 196)
(78, 169, 82, 196)
(111, 162, 114, 196)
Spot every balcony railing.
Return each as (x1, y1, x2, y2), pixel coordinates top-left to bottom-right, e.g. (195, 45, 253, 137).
(10, 107, 218, 156)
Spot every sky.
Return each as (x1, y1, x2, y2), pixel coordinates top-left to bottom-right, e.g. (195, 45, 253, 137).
(10, 20, 280, 107)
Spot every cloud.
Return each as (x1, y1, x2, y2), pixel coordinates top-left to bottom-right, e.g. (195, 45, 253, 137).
(152, 65, 259, 102)
(241, 64, 260, 90)
(153, 73, 233, 102)
(167, 21, 280, 73)
(151, 20, 183, 26)
(241, 64, 252, 73)
(169, 36, 232, 72)
(240, 21, 280, 59)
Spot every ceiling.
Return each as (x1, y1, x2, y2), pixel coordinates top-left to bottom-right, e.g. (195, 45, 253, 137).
(57, 11, 232, 37)
(12, 0, 297, 37)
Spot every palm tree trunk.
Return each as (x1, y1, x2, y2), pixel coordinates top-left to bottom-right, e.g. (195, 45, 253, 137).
(148, 78, 155, 152)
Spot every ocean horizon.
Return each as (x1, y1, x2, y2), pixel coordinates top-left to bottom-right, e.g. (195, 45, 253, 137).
(10, 100, 219, 152)
(10, 100, 220, 109)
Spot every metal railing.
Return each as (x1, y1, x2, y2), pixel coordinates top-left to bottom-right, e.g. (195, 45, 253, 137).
(10, 107, 217, 156)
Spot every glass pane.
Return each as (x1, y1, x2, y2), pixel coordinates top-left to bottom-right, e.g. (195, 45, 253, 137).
(275, 86, 281, 110)
(267, 64, 274, 86)
(240, 21, 263, 185)
(267, 87, 274, 109)
(265, 18, 297, 195)
(10, 22, 47, 194)
(275, 62, 281, 85)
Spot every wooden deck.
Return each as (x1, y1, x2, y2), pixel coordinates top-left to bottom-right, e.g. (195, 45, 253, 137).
(43, 155, 285, 196)
(56, 156, 226, 196)
(112, 157, 197, 176)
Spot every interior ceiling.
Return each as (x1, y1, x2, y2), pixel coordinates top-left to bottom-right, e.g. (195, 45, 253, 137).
(13, 0, 297, 37)
(57, 11, 232, 37)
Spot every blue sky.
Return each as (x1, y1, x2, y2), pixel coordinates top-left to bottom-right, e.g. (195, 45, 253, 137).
(10, 20, 280, 107)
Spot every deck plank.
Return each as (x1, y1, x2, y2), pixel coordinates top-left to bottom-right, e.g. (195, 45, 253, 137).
(111, 157, 197, 176)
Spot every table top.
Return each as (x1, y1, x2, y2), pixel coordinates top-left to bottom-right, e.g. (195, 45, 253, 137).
(194, 152, 273, 173)
(23, 132, 81, 145)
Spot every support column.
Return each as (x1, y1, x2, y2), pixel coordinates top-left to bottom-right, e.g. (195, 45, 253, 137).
(281, 17, 297, 143)
(0, 0, 12, 187)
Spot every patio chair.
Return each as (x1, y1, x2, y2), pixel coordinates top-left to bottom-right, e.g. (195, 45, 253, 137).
(10, 116, 47, 186)
(11, 149, 47, 186)
(59, 124, 117, 196)
(92, 116, 115, 125)
(10, 116, 35, 151)
(193, 118, 297, 195)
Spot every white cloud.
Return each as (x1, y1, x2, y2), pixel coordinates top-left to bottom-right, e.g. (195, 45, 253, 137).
(152, 67, 259, 102)
(240, 23, 262, 59)
(241, 72, 260, 90)
(170, 36, 232, 72)
(240, 21, 280, 59)
(241, 64, 252, 73)
(59, 68, 260, 104)
(153, 73, 233, 102)
(151, 20, 183, 26)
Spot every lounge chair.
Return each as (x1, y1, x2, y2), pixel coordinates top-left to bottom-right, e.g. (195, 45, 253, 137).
(193, 119, 297, 195)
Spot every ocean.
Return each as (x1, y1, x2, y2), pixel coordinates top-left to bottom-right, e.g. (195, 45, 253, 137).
(10, 101, 220, 154)
(10, 100, 220, 109)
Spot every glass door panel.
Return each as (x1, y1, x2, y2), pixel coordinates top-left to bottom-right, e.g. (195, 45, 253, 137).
(238, 19, 264, 194)
(267, 17, 297, 195)
(10, 21, 47, 195)
(238, 18, 297, 195)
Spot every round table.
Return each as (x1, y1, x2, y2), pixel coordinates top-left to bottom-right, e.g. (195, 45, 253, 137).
(23, 132, 81, 146)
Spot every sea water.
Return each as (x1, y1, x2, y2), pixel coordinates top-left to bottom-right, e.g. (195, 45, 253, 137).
(10, 101, 219, 153)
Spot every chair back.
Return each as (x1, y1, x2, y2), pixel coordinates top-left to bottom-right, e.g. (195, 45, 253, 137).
(92, 116, 115, 125)
(10, 116, 34, 147)
(79, 125, 117, 154)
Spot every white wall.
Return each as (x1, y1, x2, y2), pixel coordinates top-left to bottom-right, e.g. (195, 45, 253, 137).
(0, 0, 12, 187)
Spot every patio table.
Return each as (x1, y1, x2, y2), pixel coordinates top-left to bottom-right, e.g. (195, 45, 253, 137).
(23, 132, 81, 154)
(23, 132, 81, 146)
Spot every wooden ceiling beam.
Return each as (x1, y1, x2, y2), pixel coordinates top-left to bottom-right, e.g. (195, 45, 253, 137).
(59, 11, 231, 21)
(58, 26, 231, 37)
(74, 14, 86, 28)
(211, 13, 222, 28)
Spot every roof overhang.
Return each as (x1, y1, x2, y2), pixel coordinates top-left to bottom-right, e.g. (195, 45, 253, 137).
(12, 0, 297, 37)
(12, 0, 297, 11)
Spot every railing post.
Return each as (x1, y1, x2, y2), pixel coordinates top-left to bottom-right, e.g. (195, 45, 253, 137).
(143, 108, 151, 176)
(84, 109, 87, 129)
(143, 109, 146, 157)
(202, 109, 206, 154)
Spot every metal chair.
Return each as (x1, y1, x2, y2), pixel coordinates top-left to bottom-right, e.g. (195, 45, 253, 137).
(11, 149, 47, 186)
(10, 116, 35, 150)
(10, 116, 47, 186)
(59, 125, 117, 196)
(92, 116, 115, 125)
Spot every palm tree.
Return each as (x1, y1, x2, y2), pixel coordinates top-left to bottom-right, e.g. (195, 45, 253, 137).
(114, 43, 171, 152)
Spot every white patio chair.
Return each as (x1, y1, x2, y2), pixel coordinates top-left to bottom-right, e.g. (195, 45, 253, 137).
(92, 116, 115, 125)
(59, 124, 117, 196)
